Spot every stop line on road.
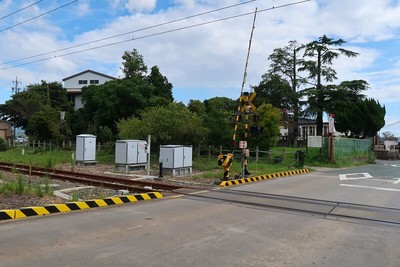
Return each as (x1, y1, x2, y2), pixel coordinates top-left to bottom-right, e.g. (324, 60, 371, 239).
(339, 173, 372, 181)
(339, 172, 400, 192)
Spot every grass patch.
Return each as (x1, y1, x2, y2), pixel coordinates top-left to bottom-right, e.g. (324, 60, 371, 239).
(0, 148, 73, 168)
(0, 175, 54, 197)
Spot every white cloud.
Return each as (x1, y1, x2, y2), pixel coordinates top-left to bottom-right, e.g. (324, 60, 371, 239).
(124, 0, 157, 13)
(75, 1, 91, 17)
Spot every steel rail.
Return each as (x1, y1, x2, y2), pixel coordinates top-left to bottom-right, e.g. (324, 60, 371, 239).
(180, 189, 400, 226)
(0, 162, 184, 192)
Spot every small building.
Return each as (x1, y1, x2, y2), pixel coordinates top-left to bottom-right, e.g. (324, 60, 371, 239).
(0, 120, 12, 141)
(63, 70, 116, 110)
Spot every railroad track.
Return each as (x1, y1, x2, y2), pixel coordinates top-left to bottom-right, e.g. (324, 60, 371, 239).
(183, 189, 400, 226)
(0, 162, 187, 193)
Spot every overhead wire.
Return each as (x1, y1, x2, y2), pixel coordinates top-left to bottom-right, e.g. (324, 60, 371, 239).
(0, 0, 80, 33)
(0, 0, 45, 20)
(382, 121, 400, 128)
(1, 0, 256, 67)
(0, 0, 312, 71)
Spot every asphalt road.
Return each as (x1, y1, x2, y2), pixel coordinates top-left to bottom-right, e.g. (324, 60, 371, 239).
(1, 159, 400, 267)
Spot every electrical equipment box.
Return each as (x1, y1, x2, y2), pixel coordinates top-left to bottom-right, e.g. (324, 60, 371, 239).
(115, 140, 147, 165)
(159, 145, 192, 169)
(76, 134, 96, 163)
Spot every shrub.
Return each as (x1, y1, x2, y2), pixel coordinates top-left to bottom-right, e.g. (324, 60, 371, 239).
(0, 138, 7, 151)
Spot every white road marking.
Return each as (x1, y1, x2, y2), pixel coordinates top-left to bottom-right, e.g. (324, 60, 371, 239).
(393, 178, 400, 184)
(127, 225, 144, 230)
(385, 164, 399, 168)
(340, 184, 400, 192)
(339, 172, 372, 181)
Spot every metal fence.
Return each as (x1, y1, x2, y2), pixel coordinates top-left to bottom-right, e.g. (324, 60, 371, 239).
(322, 137, 372, 161)
(199, 146, 302, 167)
(9, 139, 114, 152)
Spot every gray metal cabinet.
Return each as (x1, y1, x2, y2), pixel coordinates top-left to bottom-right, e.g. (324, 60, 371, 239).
(159, 145, 192, 169)
(76, 134, 96, 162)
(115, 140, 147, 165)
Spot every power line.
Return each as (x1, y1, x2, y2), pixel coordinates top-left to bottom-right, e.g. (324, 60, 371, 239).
(1, 0, 256, 66)
(383, 121, 400, 128)
(0, 0, 312, 71)
(0, 0, 45, 20)
(0, 0, 79, 33)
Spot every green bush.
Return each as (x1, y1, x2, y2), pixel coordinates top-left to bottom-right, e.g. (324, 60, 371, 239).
(0, 138, 7, 151)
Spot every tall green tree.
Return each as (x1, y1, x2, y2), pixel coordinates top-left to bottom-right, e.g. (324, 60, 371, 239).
(121, 48, 148, 78)
(75, 49, 175, 137)
(324, 80, 368, 113)
(25, 106, 63, 141)
(333, 98, 385, 137)
(300, 35, 359, 135)
(268, 40, 305, 145)
(202, 97, 237, 148)
(117, 102, 207, 149)
(252, 73, 294, 109)
(80, 77, 156, 134)
(0, 81, 73, 141)
(0, 81, 72, 128)
(187, 100, 206, 116)
(147, 65, 174, 105)
(251, 103, 281, 149)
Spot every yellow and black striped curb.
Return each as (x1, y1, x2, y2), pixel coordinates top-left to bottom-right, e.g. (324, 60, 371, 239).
(0, 192, 163, 221)
(220, 169, 310, 187)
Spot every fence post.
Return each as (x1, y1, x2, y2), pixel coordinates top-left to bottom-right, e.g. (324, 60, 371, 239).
(208, 146, 211, 160)
(268, 148, 271, 163)
(282, 148, 286, 163)
(255, 146, 259, 163)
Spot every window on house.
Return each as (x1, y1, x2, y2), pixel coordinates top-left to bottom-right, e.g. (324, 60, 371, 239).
(309, 126, 316, 136)
(78, 80, 88, 84)
(302, 127, 307, 137)
(90, 80, 99, 84)
(323, 126, 328, 136)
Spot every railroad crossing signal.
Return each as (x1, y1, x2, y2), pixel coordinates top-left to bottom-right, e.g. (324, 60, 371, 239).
(240, 92, 256, 112)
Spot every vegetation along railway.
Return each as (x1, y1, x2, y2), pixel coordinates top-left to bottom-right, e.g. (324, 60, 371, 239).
(0, 161, 193, 193)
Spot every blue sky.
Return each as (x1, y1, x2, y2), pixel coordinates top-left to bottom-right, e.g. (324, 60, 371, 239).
(0, 0, 399, 137)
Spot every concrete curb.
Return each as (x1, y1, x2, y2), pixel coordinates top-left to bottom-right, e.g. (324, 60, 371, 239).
(219, 169, 310, 187)
(0, 192, 163, 221)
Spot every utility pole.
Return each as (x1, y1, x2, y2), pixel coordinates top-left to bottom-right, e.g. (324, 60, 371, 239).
(12, 77, 22, 94)
(11, 77, 22, 143)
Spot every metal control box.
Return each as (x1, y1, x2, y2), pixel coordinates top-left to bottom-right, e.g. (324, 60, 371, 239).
(115, 140, 147, 165)
(76, 134, 96, 162)
(159, 145, 192, 169)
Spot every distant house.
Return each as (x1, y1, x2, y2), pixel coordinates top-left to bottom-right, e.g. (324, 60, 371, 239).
(279, 118, 329, 139)
(0, 120, 12, 141)
(298, 118, 330, 138)
(63, 70, 116, 110)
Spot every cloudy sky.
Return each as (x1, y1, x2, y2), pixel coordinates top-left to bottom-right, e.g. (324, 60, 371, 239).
(0, 0, 399, 136)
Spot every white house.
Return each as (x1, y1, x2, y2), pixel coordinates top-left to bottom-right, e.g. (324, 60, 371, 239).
(63, 69, 116, 110)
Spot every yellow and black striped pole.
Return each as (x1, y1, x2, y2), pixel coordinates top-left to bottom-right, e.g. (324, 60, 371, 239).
(231, 8, 257, 149)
